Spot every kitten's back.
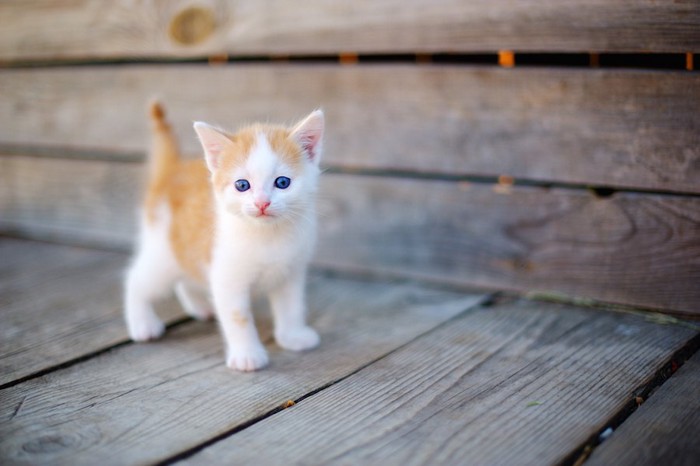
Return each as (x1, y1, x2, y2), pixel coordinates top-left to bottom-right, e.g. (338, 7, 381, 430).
(145, 102, 213, 282)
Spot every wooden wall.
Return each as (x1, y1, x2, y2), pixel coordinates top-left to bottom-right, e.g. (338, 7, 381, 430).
(1, 1, 699, 315)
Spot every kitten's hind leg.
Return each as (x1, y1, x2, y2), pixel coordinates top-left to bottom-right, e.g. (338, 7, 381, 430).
(175, 281, 214, 320)
(125, 259, 168, 341)
(124, 218, 180, 341)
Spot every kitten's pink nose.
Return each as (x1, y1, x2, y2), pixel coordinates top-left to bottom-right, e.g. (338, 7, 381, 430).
(255, 201, 271, 213)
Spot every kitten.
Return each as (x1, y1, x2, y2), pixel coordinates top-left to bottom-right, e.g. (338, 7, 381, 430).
(124, 101, 324, 371)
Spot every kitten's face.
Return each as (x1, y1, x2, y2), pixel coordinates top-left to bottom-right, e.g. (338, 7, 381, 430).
(215, 129, 317, 222)
(194, 111, 323, 225)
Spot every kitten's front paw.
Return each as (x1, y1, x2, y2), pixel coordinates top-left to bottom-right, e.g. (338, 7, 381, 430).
(127, 314, 165, 342)
(226, 344, 269, 372)
(275, 326, 320, 352)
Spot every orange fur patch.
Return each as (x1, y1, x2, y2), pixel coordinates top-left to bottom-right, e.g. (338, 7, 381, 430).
(211, 125, 305, 193)
(231, 311, 249, 327)
(167, 160, 214, 282)
(146, 158, 213, 282)
(211, 128, 255, 193)
(261, 125, 306, 171)
(145, 104, 213, 282)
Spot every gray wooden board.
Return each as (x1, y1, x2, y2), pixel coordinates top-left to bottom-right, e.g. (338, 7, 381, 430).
(0, 238, 102, 293)
(0, 156, 141, 246)
(0, 238, 183, 386)
(2, 155, 699, 315)
(586, 351, 700, 466)
(1, 65, 699, 193)
(0, 274, 486, 465)
(182, 300, 699, 466)
(0, 0, 698, 61)
(315, 176, 700, 316)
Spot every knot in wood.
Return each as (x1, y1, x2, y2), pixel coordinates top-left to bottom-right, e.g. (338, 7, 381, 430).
(169, 6, 216, 46)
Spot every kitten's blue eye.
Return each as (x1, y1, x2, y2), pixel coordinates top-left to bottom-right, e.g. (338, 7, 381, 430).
(275, 176, 291, 189)
(235, 179, 250, 192)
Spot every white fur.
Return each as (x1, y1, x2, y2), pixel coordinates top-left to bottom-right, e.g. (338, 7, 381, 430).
(174, 281, 214, 320)
(124, 204, 179, 341)
(209, 132, 320, 371)
(125, 206, 213, 339)
(125, 112, 323, 372)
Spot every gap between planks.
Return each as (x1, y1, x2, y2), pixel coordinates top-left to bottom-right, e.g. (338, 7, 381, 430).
(564, 331, 700, 466)
(4, 148, 700, 199)
(0, 238, 184, 387)
(585, 349, 700, 466)
(0, 317, 193, 391)
(2, 65, 698, 194)
(0, 269, 488, 465)
(1, 239, 697, 465)
(176, 299, 699, 466)
(155, 295, 500, 466)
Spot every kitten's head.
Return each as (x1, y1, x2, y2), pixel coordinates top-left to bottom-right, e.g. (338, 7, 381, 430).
(193, 110, 323, 224)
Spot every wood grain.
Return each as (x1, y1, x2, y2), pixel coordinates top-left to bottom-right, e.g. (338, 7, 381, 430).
(587, 351, 700, 466)
(0, 237, 101, 293)
(0, 273, 486, 465)
(0, 238, 183, 386)
(0, 156, 141, 246)
(0, 0, 698, 61)
(315, 176, 700, 315)
(1, 65, 698, 193)
(183, 300, 699, 466)
(2, 156, 698, 314)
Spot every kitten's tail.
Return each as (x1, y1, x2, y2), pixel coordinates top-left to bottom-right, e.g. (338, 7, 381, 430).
(147, 99, 180, 187)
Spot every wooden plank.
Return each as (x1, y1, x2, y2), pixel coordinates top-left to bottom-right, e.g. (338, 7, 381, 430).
(0, 156, 141, 246)
(587, 351, 700, 466)
(182, 300, 698, 465)
(2, 156, 699, 314)
(0, 237, 94, 292)
(0, 276, 486, 465)
(0, 0, 698, 61)
(1, 65, 698, 193)
(0, 239, 183, 386)
(315, 176, 700, 315)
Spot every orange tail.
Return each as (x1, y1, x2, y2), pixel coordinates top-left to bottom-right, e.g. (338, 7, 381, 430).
(147, 100, 180, 188)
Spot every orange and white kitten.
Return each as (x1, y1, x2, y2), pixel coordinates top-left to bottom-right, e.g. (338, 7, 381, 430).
(124, 102, 324, 371)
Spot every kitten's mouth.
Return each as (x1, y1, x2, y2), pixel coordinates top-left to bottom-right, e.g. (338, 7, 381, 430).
(253, 211, 276, 220)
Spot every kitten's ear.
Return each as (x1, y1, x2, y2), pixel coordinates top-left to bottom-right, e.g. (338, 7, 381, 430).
(291, 110, 324, 165)
(193, 122, 231, 172)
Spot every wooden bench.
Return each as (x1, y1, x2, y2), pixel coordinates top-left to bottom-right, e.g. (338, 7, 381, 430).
(1, 1, 699, 464)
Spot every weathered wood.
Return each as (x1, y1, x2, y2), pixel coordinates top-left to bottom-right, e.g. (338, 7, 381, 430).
(315, 176, 700, 315)
(0, 239, 183, 386)
(587, 351, 700, 466)
(183, 300, 698, 466)
(0, 274, 486, 465)
(1, 65, 699, 193)
(2, 156, 699, 315)
(0, 0, 698, 62)
(0, 238, 98, 293)
(0, 156, 141, 246)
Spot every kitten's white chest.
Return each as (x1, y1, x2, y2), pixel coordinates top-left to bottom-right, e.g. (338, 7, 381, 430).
(213, 219, 314, 288)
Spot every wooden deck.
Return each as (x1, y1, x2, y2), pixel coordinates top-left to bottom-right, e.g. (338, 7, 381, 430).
(2, 1, 698, 464)
(1, 237, 698, 465)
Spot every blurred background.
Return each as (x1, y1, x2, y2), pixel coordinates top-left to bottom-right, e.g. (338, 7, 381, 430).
(0, 0, 698, 316)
